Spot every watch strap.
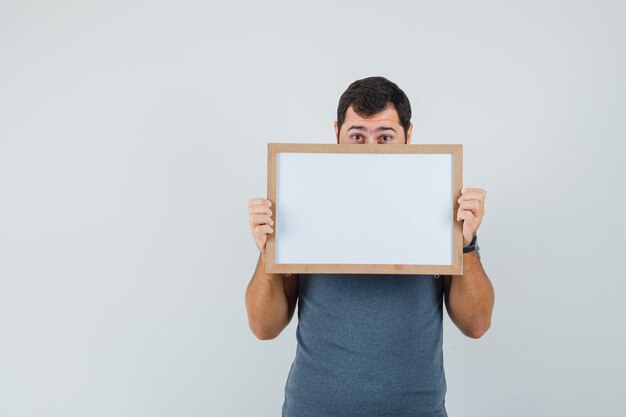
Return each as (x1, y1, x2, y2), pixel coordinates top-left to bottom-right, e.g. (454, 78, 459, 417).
(463, 234, 479, 253)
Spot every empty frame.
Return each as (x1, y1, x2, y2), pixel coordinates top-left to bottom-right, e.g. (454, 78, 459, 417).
(266, 143, 463, 275)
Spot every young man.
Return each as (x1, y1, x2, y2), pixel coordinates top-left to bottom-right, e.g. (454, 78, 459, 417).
(246, 77, 495, 417)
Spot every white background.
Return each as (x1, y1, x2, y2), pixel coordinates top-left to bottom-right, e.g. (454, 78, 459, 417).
(1, 1, 625, 416)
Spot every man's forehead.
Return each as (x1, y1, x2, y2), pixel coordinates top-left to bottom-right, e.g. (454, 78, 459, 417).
(343, 105, 401, 125)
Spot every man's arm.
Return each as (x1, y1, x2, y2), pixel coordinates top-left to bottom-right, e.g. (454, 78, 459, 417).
(444, 187, 494, 338)
(245, 252, 299, 340)
(443, 250, 494, 339)
(245, 197, 299, 340)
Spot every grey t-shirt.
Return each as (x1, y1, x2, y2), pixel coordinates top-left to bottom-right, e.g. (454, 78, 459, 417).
(282, 273, 448, 417)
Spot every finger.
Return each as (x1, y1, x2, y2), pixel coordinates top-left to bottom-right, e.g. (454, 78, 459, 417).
(457, 209, 483, 229)
(456, 209, 475, 222)
(460, 188, 486, 199)
(459, 215, 481, 239)
(248, 205, 272, 216)
(461, 187, 486, 194)
(459, 200, 483, 217)
(458, 193, 486, 218)
(458, 191, 485, 204)
(254, 224, 274, 235)
(248, 198, 272, 208)
(250, 214, 273, 227)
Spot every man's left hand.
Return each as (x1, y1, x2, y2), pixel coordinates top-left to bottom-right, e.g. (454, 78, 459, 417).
(456, 187, 487, 247)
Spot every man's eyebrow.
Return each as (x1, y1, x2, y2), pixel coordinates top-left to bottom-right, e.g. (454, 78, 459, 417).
(347, 125, 397, 133)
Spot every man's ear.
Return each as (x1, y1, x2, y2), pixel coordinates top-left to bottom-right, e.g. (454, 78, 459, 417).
(334, 121, 339, 143)
(406, 123, 414, 144)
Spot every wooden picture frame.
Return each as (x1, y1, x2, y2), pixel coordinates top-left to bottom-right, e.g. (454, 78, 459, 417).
(266, 143, 463, 275)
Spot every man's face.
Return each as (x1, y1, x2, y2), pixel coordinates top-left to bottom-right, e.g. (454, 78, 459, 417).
(335, 105, 413, 144)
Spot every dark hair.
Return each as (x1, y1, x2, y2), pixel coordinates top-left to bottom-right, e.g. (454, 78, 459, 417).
(336, 76, 412, 141)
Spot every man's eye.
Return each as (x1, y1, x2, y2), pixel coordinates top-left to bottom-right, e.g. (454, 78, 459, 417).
(380, 135, 392, 143)
(351, 135, 363, 142)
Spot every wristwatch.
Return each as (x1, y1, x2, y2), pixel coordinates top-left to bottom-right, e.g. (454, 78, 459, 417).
(463, 234, 479, 254)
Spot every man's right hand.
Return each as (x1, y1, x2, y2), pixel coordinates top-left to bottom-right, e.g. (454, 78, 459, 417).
(247, 198, 274, 253)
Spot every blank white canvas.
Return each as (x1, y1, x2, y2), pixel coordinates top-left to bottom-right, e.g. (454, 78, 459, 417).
(275, 152, 453, 265)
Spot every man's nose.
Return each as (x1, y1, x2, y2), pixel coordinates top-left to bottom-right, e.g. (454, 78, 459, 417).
(364, 136, 377, 144)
